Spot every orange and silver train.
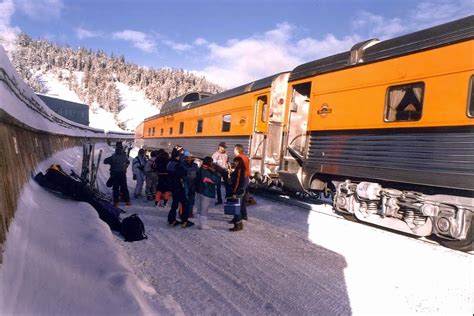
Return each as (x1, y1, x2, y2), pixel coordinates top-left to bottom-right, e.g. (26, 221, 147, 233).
(142, 16, 474, 250)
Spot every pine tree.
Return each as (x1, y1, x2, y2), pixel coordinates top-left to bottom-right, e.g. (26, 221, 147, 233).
(10, 33, 224, 125)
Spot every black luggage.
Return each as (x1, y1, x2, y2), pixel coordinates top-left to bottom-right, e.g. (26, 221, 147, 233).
(121, 214, 148, 242)
(88, 196, 124, 232)
(34, 164, 92, 201)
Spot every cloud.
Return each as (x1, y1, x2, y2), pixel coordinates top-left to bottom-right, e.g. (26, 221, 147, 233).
(412, 0, 474, 28)
(198, 0, 474, 88)
(75, 27, 101, 40)
(162, 39, 192, 52)
(112, 30, 156, 53)
(0, 0, 20, 53)
(193, 37, 208, 46)
(295, 34, 361, 61)
(352, 11, 407, 39)
(353, 1, 474, 39)
(200, 22, 356, 88)
(16, 0, 64, 19)
(0, 0, 14, 27)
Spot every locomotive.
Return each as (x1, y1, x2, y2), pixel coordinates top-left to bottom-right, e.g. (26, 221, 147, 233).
(143, 16, 474, 250)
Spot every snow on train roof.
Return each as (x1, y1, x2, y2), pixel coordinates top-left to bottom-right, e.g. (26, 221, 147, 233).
(290, 15, 474, 82)
(0, 46, 132, 139)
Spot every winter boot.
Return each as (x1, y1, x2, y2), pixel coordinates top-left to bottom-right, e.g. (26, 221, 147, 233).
(200, 216, 211, 230)
(181, 221, 195, 228)
(229, 221, 243, 232)
(168, 220, 182, 227)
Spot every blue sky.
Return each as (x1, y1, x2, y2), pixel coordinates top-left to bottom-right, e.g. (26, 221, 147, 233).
(1, 0, 473, 87)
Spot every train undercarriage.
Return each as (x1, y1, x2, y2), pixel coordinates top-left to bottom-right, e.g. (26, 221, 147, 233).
(333, 180, 473, 251)
(251, 173, 473, 251)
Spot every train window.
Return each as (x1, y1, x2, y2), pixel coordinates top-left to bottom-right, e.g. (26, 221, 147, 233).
(148, 128, 151, 136)
(222, 114, 231, 132)
(169, 127, 173, 135)
(257, 96, 268, 123)
(179, 122, 184, 134)
(160, 128, 164, 136)
(197, 119, 203, 133)
(385, 82, 424, 122)
(468, 76, 474, 117)
(152, 127, 155, 136)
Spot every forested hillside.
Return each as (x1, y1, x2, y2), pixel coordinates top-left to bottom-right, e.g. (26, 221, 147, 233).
(10, 33, 222, 118)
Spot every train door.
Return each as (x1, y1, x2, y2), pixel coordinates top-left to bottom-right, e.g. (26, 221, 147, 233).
(260, 73, 290, 181)
(278, 82, 311, 191)
(249, 94, 269, 176)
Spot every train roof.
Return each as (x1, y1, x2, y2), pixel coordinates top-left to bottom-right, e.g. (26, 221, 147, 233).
(146, 91, 213, 120)
(290, 15, 474, 82)
(188, 73, 281, 108)
(145, 73, 284, 119)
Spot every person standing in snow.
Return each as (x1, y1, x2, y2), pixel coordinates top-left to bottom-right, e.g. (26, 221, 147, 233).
(228, 156, 246, 231)
(212, 142, 230, 205)
(167, 145, 194, 228)
(234, 144, 250, 221)
(181, 151, 199, 218)
(132, 149, 147, 198)
(195, 156, 220, 229)
(155, 150, 171, 207)
(144, 150, 160, 201)
(104, 145, 131, 207)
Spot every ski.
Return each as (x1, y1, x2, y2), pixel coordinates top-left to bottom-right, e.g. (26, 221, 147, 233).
(91, 149, 102, 190)
(89, 143, 95, 184)
(80, 142, 88, 180)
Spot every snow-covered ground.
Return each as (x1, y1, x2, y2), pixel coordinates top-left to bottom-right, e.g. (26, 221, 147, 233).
(115, 82, 158, 131)
(0, 144, 182, 315)
(34, 71, 83, 103)
(0, 143, 472, 315)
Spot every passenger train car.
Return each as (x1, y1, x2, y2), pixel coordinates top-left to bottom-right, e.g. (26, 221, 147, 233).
(143, 16, 474, 250)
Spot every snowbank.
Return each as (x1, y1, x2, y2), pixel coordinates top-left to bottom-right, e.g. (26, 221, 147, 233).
(0, 146, 182, 315)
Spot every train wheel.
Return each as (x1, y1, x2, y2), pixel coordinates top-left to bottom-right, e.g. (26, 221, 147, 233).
(439, 221, 473, 252)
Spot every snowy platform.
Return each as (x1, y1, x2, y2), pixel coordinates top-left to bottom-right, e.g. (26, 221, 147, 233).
(0, 144, 472, 315)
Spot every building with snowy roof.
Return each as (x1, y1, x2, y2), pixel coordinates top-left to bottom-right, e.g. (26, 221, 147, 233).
(37, 94, 89, 126)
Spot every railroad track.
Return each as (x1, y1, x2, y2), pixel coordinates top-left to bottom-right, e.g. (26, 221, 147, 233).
(251, 187, 472, 254)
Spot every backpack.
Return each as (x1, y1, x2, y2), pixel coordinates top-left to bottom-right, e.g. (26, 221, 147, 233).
(121, 214, 148, 242)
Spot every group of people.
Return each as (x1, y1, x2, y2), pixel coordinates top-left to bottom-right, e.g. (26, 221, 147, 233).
(129, 142, 250, 231)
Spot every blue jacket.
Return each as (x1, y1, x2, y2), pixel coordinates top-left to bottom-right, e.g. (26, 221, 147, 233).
(196, 166, 220, 198)
(167, 159, 187, 191)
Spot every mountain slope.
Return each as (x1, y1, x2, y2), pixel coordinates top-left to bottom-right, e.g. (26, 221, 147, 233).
(10, 33, 222, 131)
